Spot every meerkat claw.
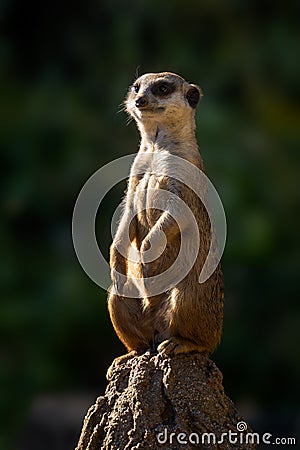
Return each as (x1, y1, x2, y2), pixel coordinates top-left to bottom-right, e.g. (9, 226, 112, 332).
(157, 339, 178, 355)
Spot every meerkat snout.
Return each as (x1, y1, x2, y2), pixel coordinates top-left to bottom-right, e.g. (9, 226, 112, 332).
(135, 96, 148, 108)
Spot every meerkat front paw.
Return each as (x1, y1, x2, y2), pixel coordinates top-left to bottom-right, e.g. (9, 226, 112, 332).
(140, 231, 167, 264)
(157, 337, 206, 356)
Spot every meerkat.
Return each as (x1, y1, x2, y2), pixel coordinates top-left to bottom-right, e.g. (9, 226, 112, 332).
(108, 72, 224, 357)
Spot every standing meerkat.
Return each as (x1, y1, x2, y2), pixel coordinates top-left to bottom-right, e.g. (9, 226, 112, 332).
(108, 72, 224, 357)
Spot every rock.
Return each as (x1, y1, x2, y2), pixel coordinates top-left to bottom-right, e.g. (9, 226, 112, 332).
(76, 352, 257, 449)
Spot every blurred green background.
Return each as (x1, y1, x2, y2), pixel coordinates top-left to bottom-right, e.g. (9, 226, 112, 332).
(1, 0, 299, 449)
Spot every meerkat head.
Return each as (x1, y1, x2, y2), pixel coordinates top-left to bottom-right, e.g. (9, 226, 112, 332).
(125, 72, 203, 127)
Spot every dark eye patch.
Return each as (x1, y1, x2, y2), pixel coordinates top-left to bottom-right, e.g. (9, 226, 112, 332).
(151, 81, 176, 97)
(133, 83, 140, 93)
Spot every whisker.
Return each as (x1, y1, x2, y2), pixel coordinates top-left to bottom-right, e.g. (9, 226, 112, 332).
(117, 101, 128, 115)
(134, 65, 141, 81)
(126, 116, 133, 126)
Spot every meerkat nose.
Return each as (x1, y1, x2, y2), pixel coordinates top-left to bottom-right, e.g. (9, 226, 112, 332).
(135, 96, 148, 108)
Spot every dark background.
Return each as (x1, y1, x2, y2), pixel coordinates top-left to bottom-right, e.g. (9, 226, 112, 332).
(1, 1, 300, 449)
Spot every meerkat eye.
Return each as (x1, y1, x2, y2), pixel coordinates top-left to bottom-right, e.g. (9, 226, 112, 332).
(133, 84, 140, 93)
(158, 83, 170, 95)
(151, 81, 175, 97)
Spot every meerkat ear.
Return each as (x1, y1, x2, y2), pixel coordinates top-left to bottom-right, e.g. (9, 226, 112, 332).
(186, 84, 203, 108)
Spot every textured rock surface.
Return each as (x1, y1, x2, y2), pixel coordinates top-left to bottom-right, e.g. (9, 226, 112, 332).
(76, 352, 256, 449)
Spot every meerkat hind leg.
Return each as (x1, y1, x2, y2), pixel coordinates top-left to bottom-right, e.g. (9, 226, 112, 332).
(157, 336, 206, 356)
(108, 293, 152, 353)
